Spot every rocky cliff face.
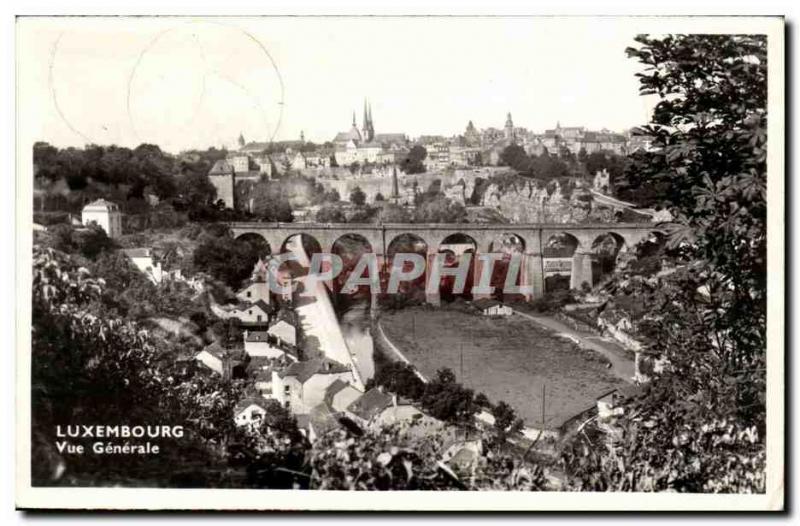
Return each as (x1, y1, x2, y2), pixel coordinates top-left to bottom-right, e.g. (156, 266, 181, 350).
(474, 179, 618, 224)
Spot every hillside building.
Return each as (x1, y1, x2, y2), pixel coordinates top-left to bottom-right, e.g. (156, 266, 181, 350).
(81, 199, 122, 238)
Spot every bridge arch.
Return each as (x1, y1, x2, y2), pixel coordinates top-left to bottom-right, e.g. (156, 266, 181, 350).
(437, 233, 478, 301)
(591, 232, 627, 285)
(386, 233, 429, 301)
(485, 233, 527, 301)
(280, 232, 322, 260)
(331, 233, 374, 299)
(543, 232, 580, 292)
(227, 221, 664, 300)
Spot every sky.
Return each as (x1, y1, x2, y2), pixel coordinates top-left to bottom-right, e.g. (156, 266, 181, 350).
(18, 17, 660, 153)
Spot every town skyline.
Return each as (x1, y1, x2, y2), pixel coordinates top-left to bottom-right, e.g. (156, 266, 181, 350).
(24, 17, 659, 153)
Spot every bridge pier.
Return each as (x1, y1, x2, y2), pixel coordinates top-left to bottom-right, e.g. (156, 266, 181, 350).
(571, 250, 595, 290)
(471, 254, 491, 301)
(425, 249, 441, 306)
(525, 253, 545, 301)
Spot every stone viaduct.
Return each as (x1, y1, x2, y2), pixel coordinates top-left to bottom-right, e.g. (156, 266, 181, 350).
(229, 222, 662, 303)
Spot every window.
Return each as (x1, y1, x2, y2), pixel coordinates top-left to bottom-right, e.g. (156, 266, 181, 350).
(257, 315, 262, 322)
(284, 385, 291, 395)
(246, 291, 251, 298)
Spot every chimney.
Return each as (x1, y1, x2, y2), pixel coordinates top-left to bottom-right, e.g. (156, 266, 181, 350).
(392, 394, 397, 408)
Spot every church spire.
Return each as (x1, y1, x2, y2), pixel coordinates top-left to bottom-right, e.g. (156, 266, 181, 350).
(362, 97, 374, 142)
(352, 111, 356, 127)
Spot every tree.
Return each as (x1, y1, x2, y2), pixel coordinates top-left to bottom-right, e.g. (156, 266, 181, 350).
(349, 186, 367, 207)
(400, 145, 427, 174)
(47, 223, 115, 260)
(529, 153, 569, 181)
(315, 204, 347, 223)
(499, 144, 530, 173)
(490, 401, 524, 445)
(323, 188, 341, 203)
(419, 368, 477, 425)
(178, 170, 217, 208)
(249, 182, 294, 222)
(562, 34, 768, 493)
(191, 230, 262, 289)
(584, 151, 627, 181)
(368, 361, 426, 400)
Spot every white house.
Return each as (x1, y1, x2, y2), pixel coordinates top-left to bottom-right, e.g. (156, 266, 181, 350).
(271, 358, 353, 415)
(194, 343, 229, 377)
(342, 386, 438, 432)
(233, 397, 272, 427)
(237, 280, 271, 305)
(81, 199, 123, 238)
(268, 319, 297, 346)
(122, 248, 163, 284)
(344, 387, 394, 427)
(473, 298, 513, 316)
(236, 258, 272, 305)
(243, 330, 298, 361)
(218, 300, 271, 325)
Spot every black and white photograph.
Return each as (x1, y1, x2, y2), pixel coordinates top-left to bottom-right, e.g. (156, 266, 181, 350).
(13, 15, 784, 511)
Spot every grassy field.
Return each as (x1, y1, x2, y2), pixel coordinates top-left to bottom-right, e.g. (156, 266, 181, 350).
(379, 307, 626, 429)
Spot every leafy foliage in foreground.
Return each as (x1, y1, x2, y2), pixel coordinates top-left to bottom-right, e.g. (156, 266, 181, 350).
(562, 34, 767, 493)
(31, 246, 244, 485)
(308, 424, 546, 491)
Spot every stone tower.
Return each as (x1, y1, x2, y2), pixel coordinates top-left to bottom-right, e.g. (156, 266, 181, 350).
(361, 99, 375, 142)
(504, 112, 515, 142)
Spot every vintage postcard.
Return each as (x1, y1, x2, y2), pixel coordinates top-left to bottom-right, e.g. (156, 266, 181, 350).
(15, 16, 784, 510)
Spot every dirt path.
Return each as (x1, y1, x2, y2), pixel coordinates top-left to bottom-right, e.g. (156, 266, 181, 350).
(512, 310, 635, 383)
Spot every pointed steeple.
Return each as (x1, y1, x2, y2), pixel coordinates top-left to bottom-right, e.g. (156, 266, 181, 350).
(368, 100, 375, 140)
(352, 111, 357, 127)
(362, 98, 375, 142)
(237, 132, 245, 148)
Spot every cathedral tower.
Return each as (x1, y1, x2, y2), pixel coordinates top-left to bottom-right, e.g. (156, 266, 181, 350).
(362, 98, 375, 142)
